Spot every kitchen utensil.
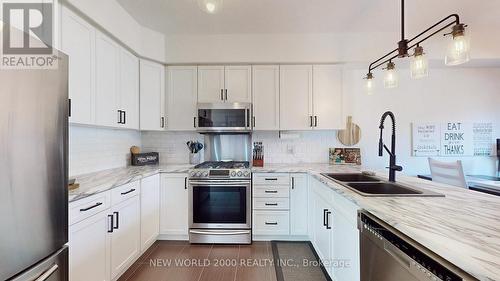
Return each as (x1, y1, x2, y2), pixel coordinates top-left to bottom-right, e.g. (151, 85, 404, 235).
(337, 116, 361, 146)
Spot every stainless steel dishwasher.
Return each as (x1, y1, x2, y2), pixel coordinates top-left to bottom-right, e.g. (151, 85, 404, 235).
(358, 211, 477, 281)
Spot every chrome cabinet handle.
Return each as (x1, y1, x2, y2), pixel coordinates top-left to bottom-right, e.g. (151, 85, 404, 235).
(34, 264, 59, 281)
(120, 188, 136, 195)
(79, 202, 103, 212)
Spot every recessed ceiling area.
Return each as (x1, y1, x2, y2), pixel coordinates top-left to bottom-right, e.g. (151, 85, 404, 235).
(117, 0, 499, 35)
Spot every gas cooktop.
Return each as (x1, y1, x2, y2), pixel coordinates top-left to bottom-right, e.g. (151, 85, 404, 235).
(190, 161, 251, 180)
(194, 161, 250, 169)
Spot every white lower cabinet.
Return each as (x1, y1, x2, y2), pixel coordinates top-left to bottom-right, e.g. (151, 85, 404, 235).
(290, 173, 308, 235)
(309, 177, 361, 281)
(160, 174, 189, 238)
(140, 174, 160, 251)
(253, 211, 290, 235)
(69, 209, 111, 281)
(110, 196, 141, 279)
(69, 180, 145, 281)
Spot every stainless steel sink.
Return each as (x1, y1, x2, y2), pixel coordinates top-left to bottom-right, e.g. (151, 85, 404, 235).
(321, 173, 444, 197)
(321, 173, 381, 182)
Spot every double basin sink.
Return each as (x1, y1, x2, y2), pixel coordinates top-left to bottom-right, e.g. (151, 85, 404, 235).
(321, 173, 444, 197)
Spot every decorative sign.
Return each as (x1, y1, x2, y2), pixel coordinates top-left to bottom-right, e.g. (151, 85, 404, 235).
(412, 122, 494, 157)
(412, 123, 440, 156)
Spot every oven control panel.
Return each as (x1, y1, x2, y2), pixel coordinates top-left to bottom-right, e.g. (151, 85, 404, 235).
(189, 169, 251, 180)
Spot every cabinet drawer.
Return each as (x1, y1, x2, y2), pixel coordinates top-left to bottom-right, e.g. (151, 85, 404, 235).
(111, 181, 140, 206)
(253, 173, 290, 185)
(253, 197, 289, 210)
(253, 186, 289, 198)
(69, 191, 111, 225)
(253, 211, 290, 235)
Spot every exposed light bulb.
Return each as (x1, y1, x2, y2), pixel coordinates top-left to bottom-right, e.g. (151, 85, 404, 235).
(365, 73, 374, 94)
(198, 0, 223, 14)
(445, 24, 470, 66)
(410, 46, 428, 79)
(383, 62, 398, 89)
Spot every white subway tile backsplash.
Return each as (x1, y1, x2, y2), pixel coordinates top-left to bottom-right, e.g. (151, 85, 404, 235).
(69, 125, 141, 176)
(141, 131, 203, 164)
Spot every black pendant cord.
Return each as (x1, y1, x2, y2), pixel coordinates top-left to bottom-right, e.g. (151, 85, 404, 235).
(367, 0, 462, 75)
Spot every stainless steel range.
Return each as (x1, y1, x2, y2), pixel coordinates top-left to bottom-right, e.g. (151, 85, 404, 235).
(188, 161, 252, 244)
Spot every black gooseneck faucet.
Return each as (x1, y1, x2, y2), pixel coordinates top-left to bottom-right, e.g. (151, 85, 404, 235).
(378, 111, 403, 182)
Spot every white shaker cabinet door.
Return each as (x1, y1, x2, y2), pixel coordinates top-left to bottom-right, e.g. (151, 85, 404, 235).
(312, 65, 343, 130)
(69, 211, 111, 281)
(110, 196, 141, 279)
(167, 66, 198, 131)
(61, 7, 95, 125)
(140, 59, 166, 131)
(160, 174, 189, 238)
(290, 173, 308, 235)
(224, 65, 252, 103)
(140, 174, 161, 251)
(252, 65, 279, 130)
(95, 31, 120, 128)
(198, 66, 225, 103)
(280, 65, 313, 131)
(331, 210, 361, 281)
(119, 48, 140, 130)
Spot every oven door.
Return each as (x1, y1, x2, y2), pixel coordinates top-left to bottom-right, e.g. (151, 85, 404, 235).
(196, 103, 251, 132)
(189, 180, 251, 229)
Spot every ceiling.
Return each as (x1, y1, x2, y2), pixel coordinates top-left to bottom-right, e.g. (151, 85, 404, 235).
(117, 0, 499, 36)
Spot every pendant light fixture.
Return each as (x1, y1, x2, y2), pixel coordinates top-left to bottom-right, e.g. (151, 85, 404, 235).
(383, 61, 398, 89)
(365, 72, 374, 94)
(198, 0, 223, 14)
(410, 45, 428, 79)
(364, 0, 470, 89)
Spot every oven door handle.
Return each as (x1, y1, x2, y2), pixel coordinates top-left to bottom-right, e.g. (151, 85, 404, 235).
(189, 181, 251, 186)
(189, 230, 251, 235)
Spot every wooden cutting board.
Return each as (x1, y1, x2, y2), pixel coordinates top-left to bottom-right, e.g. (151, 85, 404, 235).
(337, 116, 361, 146)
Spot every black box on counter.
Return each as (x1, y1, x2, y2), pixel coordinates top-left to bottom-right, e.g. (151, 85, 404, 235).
(131, 152, 159, 166)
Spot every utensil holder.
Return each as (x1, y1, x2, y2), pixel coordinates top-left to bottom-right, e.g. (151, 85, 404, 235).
(189, 153, 201, 165)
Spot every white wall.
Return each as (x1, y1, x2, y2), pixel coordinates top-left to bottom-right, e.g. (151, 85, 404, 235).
(64, 0, 165, 62)
(69, 126, 141, 176)
(164, 30, 499, 64)
(342, 67, 500, 176)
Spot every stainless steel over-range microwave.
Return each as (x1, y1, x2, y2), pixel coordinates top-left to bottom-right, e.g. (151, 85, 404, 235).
(196, 103, 252, 133)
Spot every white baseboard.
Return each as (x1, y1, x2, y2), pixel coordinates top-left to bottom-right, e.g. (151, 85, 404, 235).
(157, 234, 189, 241)
(252, 235, 309, 241)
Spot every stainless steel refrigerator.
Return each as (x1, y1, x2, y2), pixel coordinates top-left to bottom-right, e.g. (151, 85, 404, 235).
(0, 28, 69, 280)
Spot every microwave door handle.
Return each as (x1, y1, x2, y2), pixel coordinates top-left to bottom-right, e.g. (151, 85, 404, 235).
(245, 108, 250, 129)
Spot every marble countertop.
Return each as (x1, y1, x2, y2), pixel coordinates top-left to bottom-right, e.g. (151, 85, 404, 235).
(69, 163, 500, 280)
(69, 164, 193, 202)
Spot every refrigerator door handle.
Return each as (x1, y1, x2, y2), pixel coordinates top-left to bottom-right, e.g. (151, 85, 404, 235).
(34, 264, 59, 281)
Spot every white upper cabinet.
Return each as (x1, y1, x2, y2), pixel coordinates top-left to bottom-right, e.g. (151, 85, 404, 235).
(197, 66, 225, 103)
(61, 7, 95, 125)
(252, 65, 280, 130)
(312, 65, 343, 130)
(119, 49, 139, 130)
(198, 65, 251, 103)
(224, 65, 252, 103)
(95, 31, 120, 127)
(280, 65, 313, 131)
(140, 59, 166, 131)
(167, 66, 198, 131)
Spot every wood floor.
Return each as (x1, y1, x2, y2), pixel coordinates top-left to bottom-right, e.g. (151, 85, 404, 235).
(118, 241, 278, 281)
